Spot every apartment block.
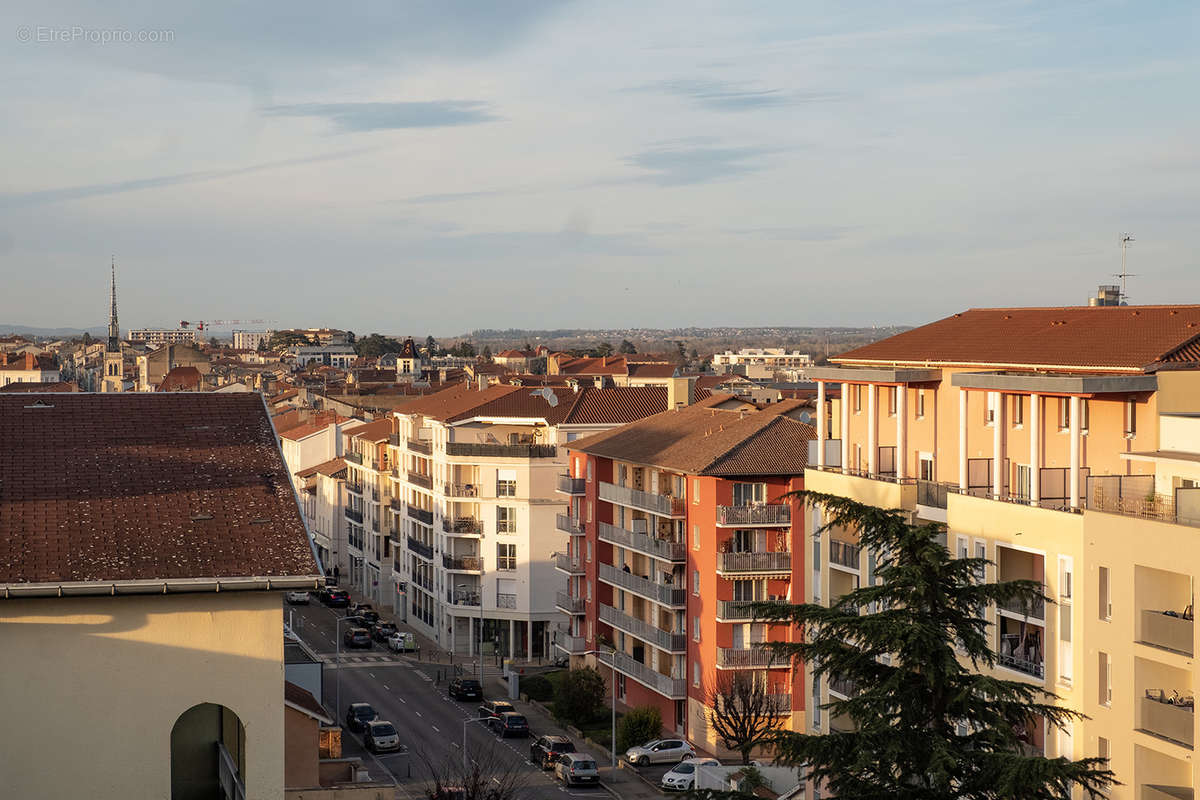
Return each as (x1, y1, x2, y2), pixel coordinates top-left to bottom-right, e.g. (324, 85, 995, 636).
(128, 327, 198, 345)
(805, 304, 1200, 798)
(565, 397, 815, 752)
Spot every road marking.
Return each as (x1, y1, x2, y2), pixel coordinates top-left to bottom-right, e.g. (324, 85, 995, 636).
(369, 672, 375, 678)
(399, 697, 407, 704)
(415, 711, 422, 717)
(452, 742, 460, 749)
(383, 685, 390, 690)
(432, 725, 440, 733)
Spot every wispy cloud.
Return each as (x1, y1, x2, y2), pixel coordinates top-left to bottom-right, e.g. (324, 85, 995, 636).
(261, 101, 498, 132)
(628, 78, 841, 112)
(626, 145, 778, 186)
(722, 225, 856, 242)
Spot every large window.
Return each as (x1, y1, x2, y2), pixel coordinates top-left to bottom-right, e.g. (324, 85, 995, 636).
(497, 506, 516, 533)
(497, 469, 517, 497)
(497, 543, 516, 570)
(732, 482, 767, 506)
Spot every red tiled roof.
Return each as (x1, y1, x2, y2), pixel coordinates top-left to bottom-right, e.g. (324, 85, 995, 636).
(278, 411, 350, 441)
(394, 383, 673, 428)
(0, 381, 77, 393)
(156, 366, 203, 392)
(834, 305, 1200, 373)
(0, 394, 321, 586)
(295, 457, 348, 479)
(348, 418, 393, 442)
(285, 681, 333, 724)
(0, 352, 57, 371)
(557, 356, 630, 376)
(269, 389, 299, 405)
(561, 387, 669, 425)
(626, 363, 678, 379)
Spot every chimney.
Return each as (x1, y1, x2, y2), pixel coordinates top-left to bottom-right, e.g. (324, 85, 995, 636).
(477, 374, 487, 391)
(667, 376, 695, 410)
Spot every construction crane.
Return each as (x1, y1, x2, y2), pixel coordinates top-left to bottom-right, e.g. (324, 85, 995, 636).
(179, 319, 272, 331)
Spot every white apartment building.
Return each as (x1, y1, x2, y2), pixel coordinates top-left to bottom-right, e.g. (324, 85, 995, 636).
(291, 345, 357, 369)
(295, 457, 348, 576)
(128, 328, 198, 345)
(713, 348, 813, 378)
(233, 330, 273, 350)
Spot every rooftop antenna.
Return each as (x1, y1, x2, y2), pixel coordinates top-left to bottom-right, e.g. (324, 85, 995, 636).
(1115, 233, 1136, 304)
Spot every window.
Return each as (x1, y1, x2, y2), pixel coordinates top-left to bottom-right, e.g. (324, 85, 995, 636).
(496, 543, 515, 570)
(985, 392, 997, 425)
(1057, 721, 1073, 759)
(1058, 398, 1070, 430)
(497, 507, 516, 533)
(1098, 652, 1111, 706)
(693, 662, 700, 687)
(497, 469, 517, 497)
(1098, 566, 1110, 620)
(1058, 556, 1073, 600)
(693, 570, 700, 595)
(1124, 399, 1137, 436)
(693, 478, 700, 504)
(1097, 737, 1109, 762)
(587, 500, 593, 523)
(887, 386, 897, 416)
(586, 460, 593, 482)
(693, 616, 701, 642)
(1080, 399, 1089, 433)
(916, 390, 925, 419)
(586, 540, 592, 562)
(1012, 395, 1024, 426)
(732, 482, 766, 506)
(586, 580, 592, 601)
(1059, 602, 1073, 685)
(693, 524, 700, 551)
(853, 385, 862, 413)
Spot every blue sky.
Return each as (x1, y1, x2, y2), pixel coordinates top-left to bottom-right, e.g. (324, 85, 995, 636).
(2, 1, 1197, 334)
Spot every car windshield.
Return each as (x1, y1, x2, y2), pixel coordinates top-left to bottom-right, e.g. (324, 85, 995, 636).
(576, 760, 596, 770)
(493, 703, 514, 713)
(506, 716, 527, 725)
(372, 724, 396, 736)
(640, 741, 661, 750)
(354, 707, 375, 718)
(673, 765, 695, 775)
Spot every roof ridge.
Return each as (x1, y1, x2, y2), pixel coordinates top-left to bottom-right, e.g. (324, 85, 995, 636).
(695, 410, 782, 473)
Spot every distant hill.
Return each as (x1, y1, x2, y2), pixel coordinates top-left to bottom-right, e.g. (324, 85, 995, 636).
(0, 324, 107, 339)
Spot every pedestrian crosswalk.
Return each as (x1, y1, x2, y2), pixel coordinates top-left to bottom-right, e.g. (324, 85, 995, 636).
(317, 653, 417, 665)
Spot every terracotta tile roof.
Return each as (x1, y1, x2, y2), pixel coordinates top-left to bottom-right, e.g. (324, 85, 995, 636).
(0, 352, 57, 371)
(269, 389, 299, 405)
(834, 305, 1200, 373)
(0, 381, 77, 393)
(561, 387, 669, 425)
(569, 397, 815, 475)
(156, 366, 203, 392)
(626, 363, 678, 379)
(394, 383, 673, 428)
(278, 411, 350, 442)
(496, 349, 529, 359)
(295, 457, 348, 479)
(0, 394, 321, 586)
(348, 418, 394, 442)
(557, 356, 630, 376)
(285, 681, 333, 724)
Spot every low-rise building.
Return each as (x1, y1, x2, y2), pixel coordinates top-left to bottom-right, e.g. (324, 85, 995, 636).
(0, 351, 60, 386)
(136, 343, 212, 391)
(713, 348, 813, 379)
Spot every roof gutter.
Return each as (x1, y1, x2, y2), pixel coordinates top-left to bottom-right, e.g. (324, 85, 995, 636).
(1, 574, 325, 600)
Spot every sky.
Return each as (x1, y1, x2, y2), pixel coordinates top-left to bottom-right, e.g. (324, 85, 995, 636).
(1, 1, 1198, 335)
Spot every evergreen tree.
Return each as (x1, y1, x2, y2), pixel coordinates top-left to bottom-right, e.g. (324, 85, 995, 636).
(618, 339, 637, 354)
(752, 491, 1114, 800)
(425, 335, 438, 355)
(482, 345, 493, 361)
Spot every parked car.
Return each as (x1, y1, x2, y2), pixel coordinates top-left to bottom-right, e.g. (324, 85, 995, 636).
(371, 622, 398, 642)
(364, 720, 402, 753)
(359, 609, 381, 625)
(324, 588, 350, 607)
(387, 632, 417, 652)
(531, 735, 575, 769)
(285, 590, 310, 605)
(448, 678, 482, 701)
(624, 739, 695, 766)
(489, 711, 529, 738)
(478, 699, 515, 720)
(350, 602, 374, 614)
(343, 627, 372, 649)
(345, 702, 377, 732)
(555, 752, 599, 787)
(660, 758, 720, 791)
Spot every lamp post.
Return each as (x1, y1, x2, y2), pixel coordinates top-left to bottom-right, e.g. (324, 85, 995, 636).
(461, 716, 492, 774)
(458, 582, 484, 686)
(334, 615, 356, 719)
(583, 648, 618, 770)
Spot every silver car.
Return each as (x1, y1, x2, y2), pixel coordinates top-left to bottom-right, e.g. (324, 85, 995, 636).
(364, 719, 401, 753)
(555, 752, 599, 786)
(661, 757, 720, 791)
(624, 739, 695, 766)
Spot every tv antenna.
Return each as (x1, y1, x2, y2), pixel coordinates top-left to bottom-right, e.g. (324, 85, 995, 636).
(1115, 233, 1136, 303)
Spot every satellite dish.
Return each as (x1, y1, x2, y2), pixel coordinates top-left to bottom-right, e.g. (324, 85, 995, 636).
(531, 387, 559, 407)
(798, 411, 813, 424)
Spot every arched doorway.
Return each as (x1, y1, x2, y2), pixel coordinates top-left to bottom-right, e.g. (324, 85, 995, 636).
(170, 703, 246, 799)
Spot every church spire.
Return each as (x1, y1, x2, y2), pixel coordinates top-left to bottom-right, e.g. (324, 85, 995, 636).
(107, 257, 120, 353)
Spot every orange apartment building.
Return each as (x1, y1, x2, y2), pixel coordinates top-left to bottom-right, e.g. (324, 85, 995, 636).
(562, 396, 815, 754)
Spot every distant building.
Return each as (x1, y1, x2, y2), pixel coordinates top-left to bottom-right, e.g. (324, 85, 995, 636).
(136, 343, 212, 391)
(0, 351, 59, 387)
(101, 263, 126, 393)
(233, 329, 273, 350)
(712, 348, 813, 378)
(129, 327, 198, 345)
(292, 345, 357, 369)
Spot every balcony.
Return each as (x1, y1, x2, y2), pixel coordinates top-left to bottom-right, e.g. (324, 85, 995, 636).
(346, 481, 364, 496)
(444, 483, 479, 498)
(553, 629, 586, 654)
(716, 646, 780, 669)
(345, 452, 363, 465)
(598, 522, 685, 562)
(829, 540, 860, 570)
(916, 480, 951, 509)
(444, 517, 483, 536)
(446, 442, 556, 459)
(1144, 787, 1194, 800)
(409, 472, 433, 490)
(998, 594, 1046, 621)
(716, 600, 757, 622)
(1140, 693, 1194, 748)
(556, 513, 585, 536)
(828, 675, 858, 698)
(407, 438, 432, 455)
(406, 536, 433, 560)
(599, 604, 687, 652)
(717, 551, 792, 575)
(997, 652, 1044, 679)
(555, 553, 585, 575)
(556, 591, 585, 614)
(609, 650, 686, 699)
(345, 508, 363, 524)
(497, 593, 517, 609)
(449, 591, 480, 608)
(407, 506, 433, 526)
(369, 488, 380, 503)
(598, 482, 685, 518)
(716, 504, 792, 527)
(1142, 610, 1195, 656)
(389, 498, 402, 512)
(557, 475, 586, 495)
(598, 563, 686, 607)
(443, 554, 483, 572)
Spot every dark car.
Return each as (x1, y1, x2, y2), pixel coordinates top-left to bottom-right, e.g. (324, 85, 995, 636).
(359, 609, 381, 625)
(531, 735, 575, 769)
(478, 699, 515, 720)
(448, 678, 482, 700)
(371, 622, 398, 642)
(490, 712, 529, 738)
(325, 588, 350, 607)
(350, 602, 374, 615)
(344, 627, 372, 649)
(345, 702, 377, 732)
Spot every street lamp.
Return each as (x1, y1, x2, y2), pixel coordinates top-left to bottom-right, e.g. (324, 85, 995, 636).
(334, 615, 357, 720)
(583, 648, 618, 771)
(461, 716, 492, 774)
(457, 582, 484, 686)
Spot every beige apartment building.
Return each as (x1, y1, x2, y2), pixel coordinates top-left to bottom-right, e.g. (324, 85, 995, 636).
(805, 304, 1200, 799)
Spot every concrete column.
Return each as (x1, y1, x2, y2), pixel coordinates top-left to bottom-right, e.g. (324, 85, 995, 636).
(1069, 396, 1081, 509)
(896, 385, 907, 480)
(840, 383, 850, 470)
(867, 385, 877, 475)
(958, 389, 968, 490)
(816, 381, 827, 468)
(1030, 394, 1041, 504)
(509, 619, 516, 659)
(992, 392, 1005, 500)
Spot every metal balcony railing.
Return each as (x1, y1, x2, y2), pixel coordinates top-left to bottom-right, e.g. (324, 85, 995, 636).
(497, 593, 517, 609)
(555, 591, 585, 614)
(406, 536, 433, 560)
(716, 646, 780, 668)
(916, 480, 951, 509)
(608, 651, 686, 699)
(446, 442, 556, 458)
(409, 472, 433, 490)
(716, 600, 756, 621)
(997, 594, 1046, 621)
(717, 551, 793, 574)
(444, 483, 479, 497)
(599, 604, 686, 652)
(828, 675, 858, 698)
(552, 629, 586, 654)
(767, 693, 793, 713)
(345, 508, 363, 524)
(598, 563, 686, 606)
(557, 474, 586, 495)
(716, 505, 792, 527)
(407, 506, 433, 525)
(598, 522, 685, 562)
(556, 513, 585, 536)
(450, 591, 480, 607)
(389, 498, 402, 512)
(554, 553, 584, 574)
(997, 652, 1044, 679)
(829, 540, 861, 570)
(345, 452, 363, 465)
(598, 482, 685, 517)
(444, 517, 483, 535)
(443, 555, 483, 571)
(346, 481, 364, 495)
(407, 438, 432, 455)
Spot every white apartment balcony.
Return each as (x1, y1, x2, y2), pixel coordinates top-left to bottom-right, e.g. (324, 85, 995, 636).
(1143, 787, 1193, 800)
(444, 516, 483, 536)
(598, 522, 685, 562)
(442, 554, 483, 573)
(552, 629, 586, 655)
(406, 536, 434, 561)
(556, 591, 585, 615)
(1140, 692, 1194, 749)
(598, 604, 687, 653)
(716, 504, 792, 527)
(716, 646, 782, 669)
(609, 651, 686, 699)
(1141, 610, 1195, 657)
(556, 513, 585, 536)
(443, 482, 480, 498)
(409, 472, 433, 491)
(598, 563, 686, 607)
(598, 481, 685, 518)
(446, 442, 556, 459)
(829, 539, 861, 571)
(715, 600, 756, 622)
(554, 553, 585, 576)
(406, 437, 432, 456)
(556, 475, 586, 495)
(716, 551, 792, 576)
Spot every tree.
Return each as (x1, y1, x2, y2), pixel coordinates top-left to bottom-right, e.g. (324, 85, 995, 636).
(268, 330, 312, 350)
(591, 341, 614, 358)
(618, 339, 637, 354)
(417, 737, 529, 800)
(674, 340, 687, 365)
(256, 338, 268, 353)
(706, 671, 788, 764)
(345, 330, 356, 344)
(617, 705, 662, 752)
(554, 667, 607, 725)
(353, 333, 404, 359)
(81, 332, 93, 347)
(751, 491, 1115, 800)
(482, 345, 493, 361)
(425, 335, 438, 356)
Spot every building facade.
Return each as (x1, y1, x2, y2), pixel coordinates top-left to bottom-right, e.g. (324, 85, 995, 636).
(129, 328, 199, 345)
(233, 329, 273, 350)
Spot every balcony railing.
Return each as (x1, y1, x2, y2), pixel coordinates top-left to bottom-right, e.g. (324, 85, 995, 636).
(717, 551, 792, 574)
(444, 483, 479, 497)
(409, 472, 433, 490)
(599, 604, 687, 652)
(345, 508, 364, 524)
(555, 553, 585, 574)
(1141, 694, 1195, 748)
(369, 488, 380, 502)
(716, 600, 757, 621)
(608, 651, 686, 699)
(1141, 610, 1194, 656)
(407, 506, 433, 525)
(598, 563, 686, 606)
(997, 652, 1044, 679)
(217, 742, 246, 800)
(917, 479, 951, 509)
(717, 646, 780, 668)
(407, 438, 432, 455)
(449, 591, 480, 607)
(1089, 475, 1200, 529)
(443, 554, 483, 572)
(444, 517, 483, 535)
(829, 540, 860, 570)
(767, 693, 793, 713)
(815, 465, 916, 485)
(556, 591, 585, 614)
(345, 452, 363, 465)
(998, 594, 1046, 621)
(406, 536, 433, 560)
(716, 504, 792, 527)
(346, 481, 364, 495)
(598, 522, 685, 562)
(828, 675, 858, 698)
(446, 442, 556, 459)
(598, 482, 685, 517)
(556, 513, 585, 536)
(497, 593, 517, 609)
(389, 498, 402, 512)
(557, 475, 586, 495)
(552, 629, 586, 654)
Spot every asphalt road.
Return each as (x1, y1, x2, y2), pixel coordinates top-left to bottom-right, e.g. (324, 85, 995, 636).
(288, 599, 606, 800)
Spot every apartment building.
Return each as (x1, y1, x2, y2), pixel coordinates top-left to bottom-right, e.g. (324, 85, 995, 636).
(804, 304, 1200, 798)
(564, 397, 815, 751)
(341, 418, 397, 606)
(295, 457, 348, 579)
(0, 351, 60, 386)
(233, 329, 273, 350)
(383, 382, 677, 659)
(713, 348, 813, 379)
(128, 327, 199, 345)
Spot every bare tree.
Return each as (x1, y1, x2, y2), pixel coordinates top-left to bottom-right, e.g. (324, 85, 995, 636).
(706, 671, 788, 765)
(415, 738, 530, 800)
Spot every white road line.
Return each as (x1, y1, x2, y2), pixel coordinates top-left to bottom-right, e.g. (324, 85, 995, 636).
(415, 711, 422, 717)
(432, 725, 440, 733)
(452, 742, 460, 749)
(369, 672, 375, 678)
(399, 697, 407, 704)
(383, 685, 390, 690)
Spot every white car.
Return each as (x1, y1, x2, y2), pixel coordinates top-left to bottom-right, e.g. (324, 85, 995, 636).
(661, 758, 720, 791)
(285, 591, 310, 605)
(624, 739, 695, 766)
(387, 632, 416, 652)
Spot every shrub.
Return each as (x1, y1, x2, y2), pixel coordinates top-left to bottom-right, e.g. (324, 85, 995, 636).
(617, 705, 662, 752)
(554, 667, 607, 725)
(522, 674, 553, 702)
